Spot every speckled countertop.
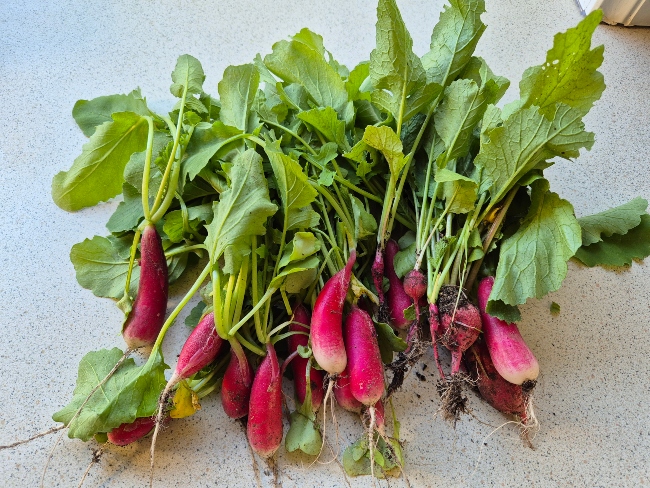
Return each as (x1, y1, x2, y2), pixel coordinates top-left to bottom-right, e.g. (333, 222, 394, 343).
(1, 1, 649, 487)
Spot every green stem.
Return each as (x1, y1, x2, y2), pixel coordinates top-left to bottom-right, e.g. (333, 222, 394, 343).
(151, 263, 211, 355)
(261, 119, 317, 155)
(310, 182, 354, 239)
(229, 287, 277, 339)
(251, 236, 262, 343)
(124, 229, 142, 297)
(212, 269, 225, 339)
(141, 117, 155, 222)
(235, 333, 265, 356)
(164, 244, 206, 258)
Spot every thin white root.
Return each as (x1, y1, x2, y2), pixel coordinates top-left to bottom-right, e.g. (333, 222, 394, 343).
(77, 446, 104, 488)
(0, 425, 65, 450)
(149, 382, 174, 488)
(240, 418, 262, 488)
(368, 405, 376, 482)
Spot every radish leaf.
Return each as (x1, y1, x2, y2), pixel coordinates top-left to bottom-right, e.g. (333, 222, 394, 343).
(170, 54, 205, 97)
(577, 197, 648, 246)
(297, 107, 350, 152)
(72, 89, 150, 137)
(183, 121, 243, 181)
(218, 64, 260, 133)
(285, 411, 322, 456)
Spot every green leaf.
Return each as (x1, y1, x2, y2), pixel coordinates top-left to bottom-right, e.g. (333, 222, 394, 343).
(53, 348, 168, 441)
(489, 179, 581, 308)
(185, 302, 206, 328)
(52, 112, 149, 211)
(393, 242, 416, 279)
(279, 232, 321, 267)
(578, 197, 648, 246)
(297, 107, 350, 152)
(218, 64, 260, 133)
(72, 90, 150, 137)
(519, 11, 604, 117)
(375, 321, 407, 364)
(170, 54, 205, 97)
(460, 57, 510, 105)
(264, 38, 349, 116)
(163, 203, 213, 243)
(270, 255, 320, 290)
(434, 168, 478, 214)
(574, 214, 650, 267)
(422, 0, 486, 87)
(183, 121, 243, 181)
(484, 299, 521, 323)
(351, 195, 378, 241)
(292, 27, 325, 55)
(70, 235, 139, 299)
(266, 144, 319, 231)
(342, 435, 399, 478)
(369, 0, 438, 122)
(106, 182, 144, 233)
(346, 61, 371, 101)
(205, 150, 277, 274)
(285, 411, 322, 456)
(550, 302, 561, 315)
(362, 126, 405, 179)
(474, 104, 594, 201)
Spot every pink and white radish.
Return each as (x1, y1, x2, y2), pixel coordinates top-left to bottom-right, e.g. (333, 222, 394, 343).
(334, 367, 363, 413)
(385, 240, 412, 329)
(247, 342, 284, 458)
(289, 304, 325, 410)
(123, 224, 169, 350)
(221, 344, 253, 419)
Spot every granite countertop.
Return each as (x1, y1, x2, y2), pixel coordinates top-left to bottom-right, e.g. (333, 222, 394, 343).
(1, 1, 649, 486)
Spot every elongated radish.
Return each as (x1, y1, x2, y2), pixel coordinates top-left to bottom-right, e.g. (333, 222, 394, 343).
(107, 417, 156, 446)
(385, 240, 412, 329)
(289, 304, 325, 410)
(428, 303, 446, 380)
(477, 277, 539, 387)
(343, 306, 384, 406)
(438, 285, 482, 375)
(464, 339, 527, 419)
(123, 224, 169, 350)
(371, 249, 385, 308)
(311, 251, 356, 375)
(247, 342, 284, 458)
(334, 367, 363, 413)
(221, 345, 253, 419)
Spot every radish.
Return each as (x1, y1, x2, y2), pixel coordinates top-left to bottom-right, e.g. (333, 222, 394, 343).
(289, 304, 325, 410)
(363, 399, 385, 436)
(438, 286, 482, 376)
(343, 306, 384, 406)
(385, 240, 412, 329)
(123, 224, 169, 350)
(221, 343, 253, 419)
(107, 417, 157, 446)
(310, 251, 356, 375)
(477, 277, 539, 387)
(464, 339, 527, 419)
(247, 342, 284, 458)
(371, 248, 385, 311)
(334, 367, 363, 413)
(428, 303, 446, 380)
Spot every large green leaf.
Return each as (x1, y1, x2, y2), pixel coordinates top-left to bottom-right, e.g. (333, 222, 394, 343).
(53, 348, 168, 441)
(422, 0, 486, 87)
(577, 197, 648, 246)
(266, 144, 319, 231)
(488, 179, 581, 310)
(434, 168, 478, 214)
(163, 203, 213, 243)
(70, 235, 140, 299)
(218, 64, 260, 133)
(204, 150, 277, 274)
(182, 121, 243, 181)
(474, 104, 594, 202)
(52, 112, 149, 211)
(264, 38, 349, 116)
(574, 214, 650, 267)
(361, 125, 405, 179)
(519, 10, 604, 117)
(297, 107, 350, 152)
(170, 54, 205, 97)
(369, 0, 440, 122)
(72, 90, 150, 137)
(285, 411, 322, 456)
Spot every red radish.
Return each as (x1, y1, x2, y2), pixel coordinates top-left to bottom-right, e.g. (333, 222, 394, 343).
(477, 277, 539, 387)
(371, 248, 385, 308)
(403, 269, 427, 303)
(343, 306, 384, 406)
(310, 251, 356, 375)
(385, 240, 412, 329)
(428, 303, 446, 380)
(334, 367, 363, 413)
(289, 304, 325, 410)
(169, 312, 224, 385)
(464, 339, 527, 419)
(438, 285, 482, 375)
(107, 417, 156, 446)
(221, 344, 253, 419)
(247, 343, 284, 458)
(123, 224, 169, 350)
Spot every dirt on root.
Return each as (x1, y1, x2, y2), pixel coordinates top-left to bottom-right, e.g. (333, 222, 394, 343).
(437, 374, 469, 424)
(437, 285, 471, 317)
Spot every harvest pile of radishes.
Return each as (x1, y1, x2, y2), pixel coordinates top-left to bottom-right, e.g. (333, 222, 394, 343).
(39, 0, 650, 483)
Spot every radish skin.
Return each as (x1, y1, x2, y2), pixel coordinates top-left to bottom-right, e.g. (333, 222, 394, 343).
(477, 277, 539, 386)
(334, 367, 363, 413)
(385, 240, 412, 329)
(247, 343, 284, 458)
(107, 417, 156, 446)
(221, 345, 253, 419)
(123, 224, 168, 350)
(343, 306, 384, 406)
(311, 251, 356, 374)
(289, 304, 325, 410)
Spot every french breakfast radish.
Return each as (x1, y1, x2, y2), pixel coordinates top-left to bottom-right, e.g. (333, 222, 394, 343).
(385, 240, 412, 329)
(107, 417, 157, 446)
(289, 304, 325, 410)
(221, 343, 253, 419)
(477, 277, 539, 387)
(334, 367, 363, 413)
(343, 306, 384, 406)
(311, 251, 356, 375)
(247, 342, 284, 458)
(123, 224, 169, 350)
